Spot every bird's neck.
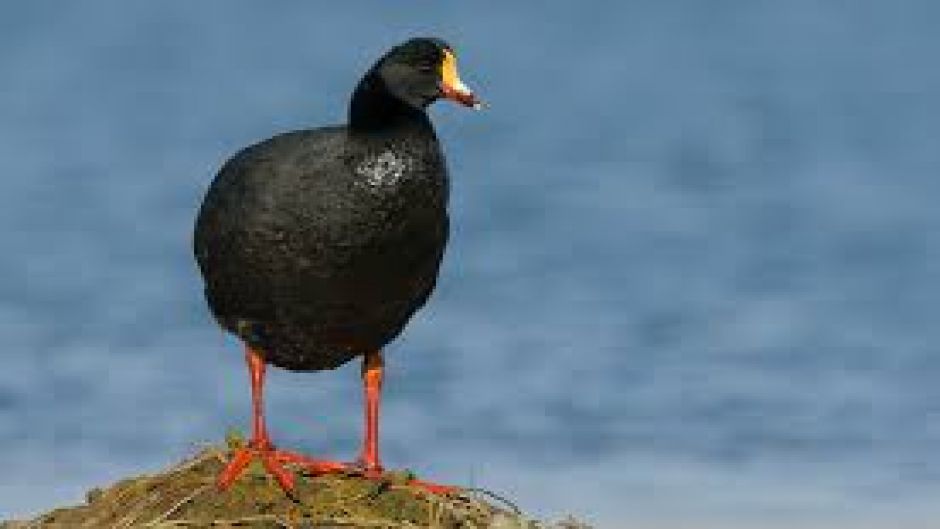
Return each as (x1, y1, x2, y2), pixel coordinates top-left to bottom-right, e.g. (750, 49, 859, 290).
(348, 72, 434, 135)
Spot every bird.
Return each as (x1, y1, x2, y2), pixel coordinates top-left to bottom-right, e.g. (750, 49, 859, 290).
(192, 37, 481, 495)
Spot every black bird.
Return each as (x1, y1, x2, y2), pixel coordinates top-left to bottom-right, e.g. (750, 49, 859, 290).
(193, 38, 480, 494)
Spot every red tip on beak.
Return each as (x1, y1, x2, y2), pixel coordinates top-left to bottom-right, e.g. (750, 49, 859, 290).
(441, 84, 483, 109)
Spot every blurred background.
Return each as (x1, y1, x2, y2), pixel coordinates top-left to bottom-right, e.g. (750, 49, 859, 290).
(2, 2, 940, 528)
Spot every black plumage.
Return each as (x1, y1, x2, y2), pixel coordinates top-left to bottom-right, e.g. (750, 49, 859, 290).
(194, 38, 473, 371)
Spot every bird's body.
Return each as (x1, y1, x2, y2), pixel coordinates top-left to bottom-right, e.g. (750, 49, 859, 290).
(192, 37, 480, 494)
(194, 119, 449, 371)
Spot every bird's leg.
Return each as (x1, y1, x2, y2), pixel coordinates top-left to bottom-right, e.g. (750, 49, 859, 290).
(247, 346, 269, 446)
(356, 350, 385, 475)
(217, 346, 346, 494)
(218, 346, 455, 495)
(354, 350, 457, 495)
(217, 346, 295, 491)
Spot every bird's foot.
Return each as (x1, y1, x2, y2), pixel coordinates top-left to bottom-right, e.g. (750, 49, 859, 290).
(218, 441, 457, 496)
(348, 457, 384, 479)
(217, 439, 347, 494)
(348, 457, 458, 495)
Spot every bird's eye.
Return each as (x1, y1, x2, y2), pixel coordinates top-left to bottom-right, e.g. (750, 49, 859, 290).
(416, 61, 437, 73)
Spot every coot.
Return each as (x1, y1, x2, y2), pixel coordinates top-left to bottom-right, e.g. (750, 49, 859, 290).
(193, 37, 480, 493)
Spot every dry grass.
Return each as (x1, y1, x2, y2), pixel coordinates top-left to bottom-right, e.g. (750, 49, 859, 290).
(2, 436, 574, 529)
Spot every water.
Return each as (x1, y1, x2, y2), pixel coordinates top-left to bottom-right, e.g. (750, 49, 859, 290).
(2, 2, 939, 527)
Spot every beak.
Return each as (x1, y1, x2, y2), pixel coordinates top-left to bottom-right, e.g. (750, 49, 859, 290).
(441, 49, 483, 110)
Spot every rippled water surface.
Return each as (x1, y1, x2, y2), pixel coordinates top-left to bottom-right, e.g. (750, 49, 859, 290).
(2, 3, 940, 527)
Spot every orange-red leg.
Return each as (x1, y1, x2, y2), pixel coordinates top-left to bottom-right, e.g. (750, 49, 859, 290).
(356, 350, 384, 475)
(355, 350, 457, 494)
(217, 346, 346, 493)
(218, 346, 457, 495)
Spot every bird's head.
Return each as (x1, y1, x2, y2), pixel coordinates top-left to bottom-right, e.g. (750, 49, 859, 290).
(373, 37, 482, 110)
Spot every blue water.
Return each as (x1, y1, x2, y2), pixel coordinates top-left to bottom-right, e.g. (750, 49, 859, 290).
(2, 2, 940, 527)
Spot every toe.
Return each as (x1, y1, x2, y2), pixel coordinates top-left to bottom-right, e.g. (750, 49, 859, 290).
(261, 452, 296, 492)
(217, 448, 254, 490)
(408, 478, 458, 495)
(275, 450, 348, 474)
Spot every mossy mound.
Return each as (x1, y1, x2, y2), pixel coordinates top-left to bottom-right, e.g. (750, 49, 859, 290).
(6, 437, 553, 528)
